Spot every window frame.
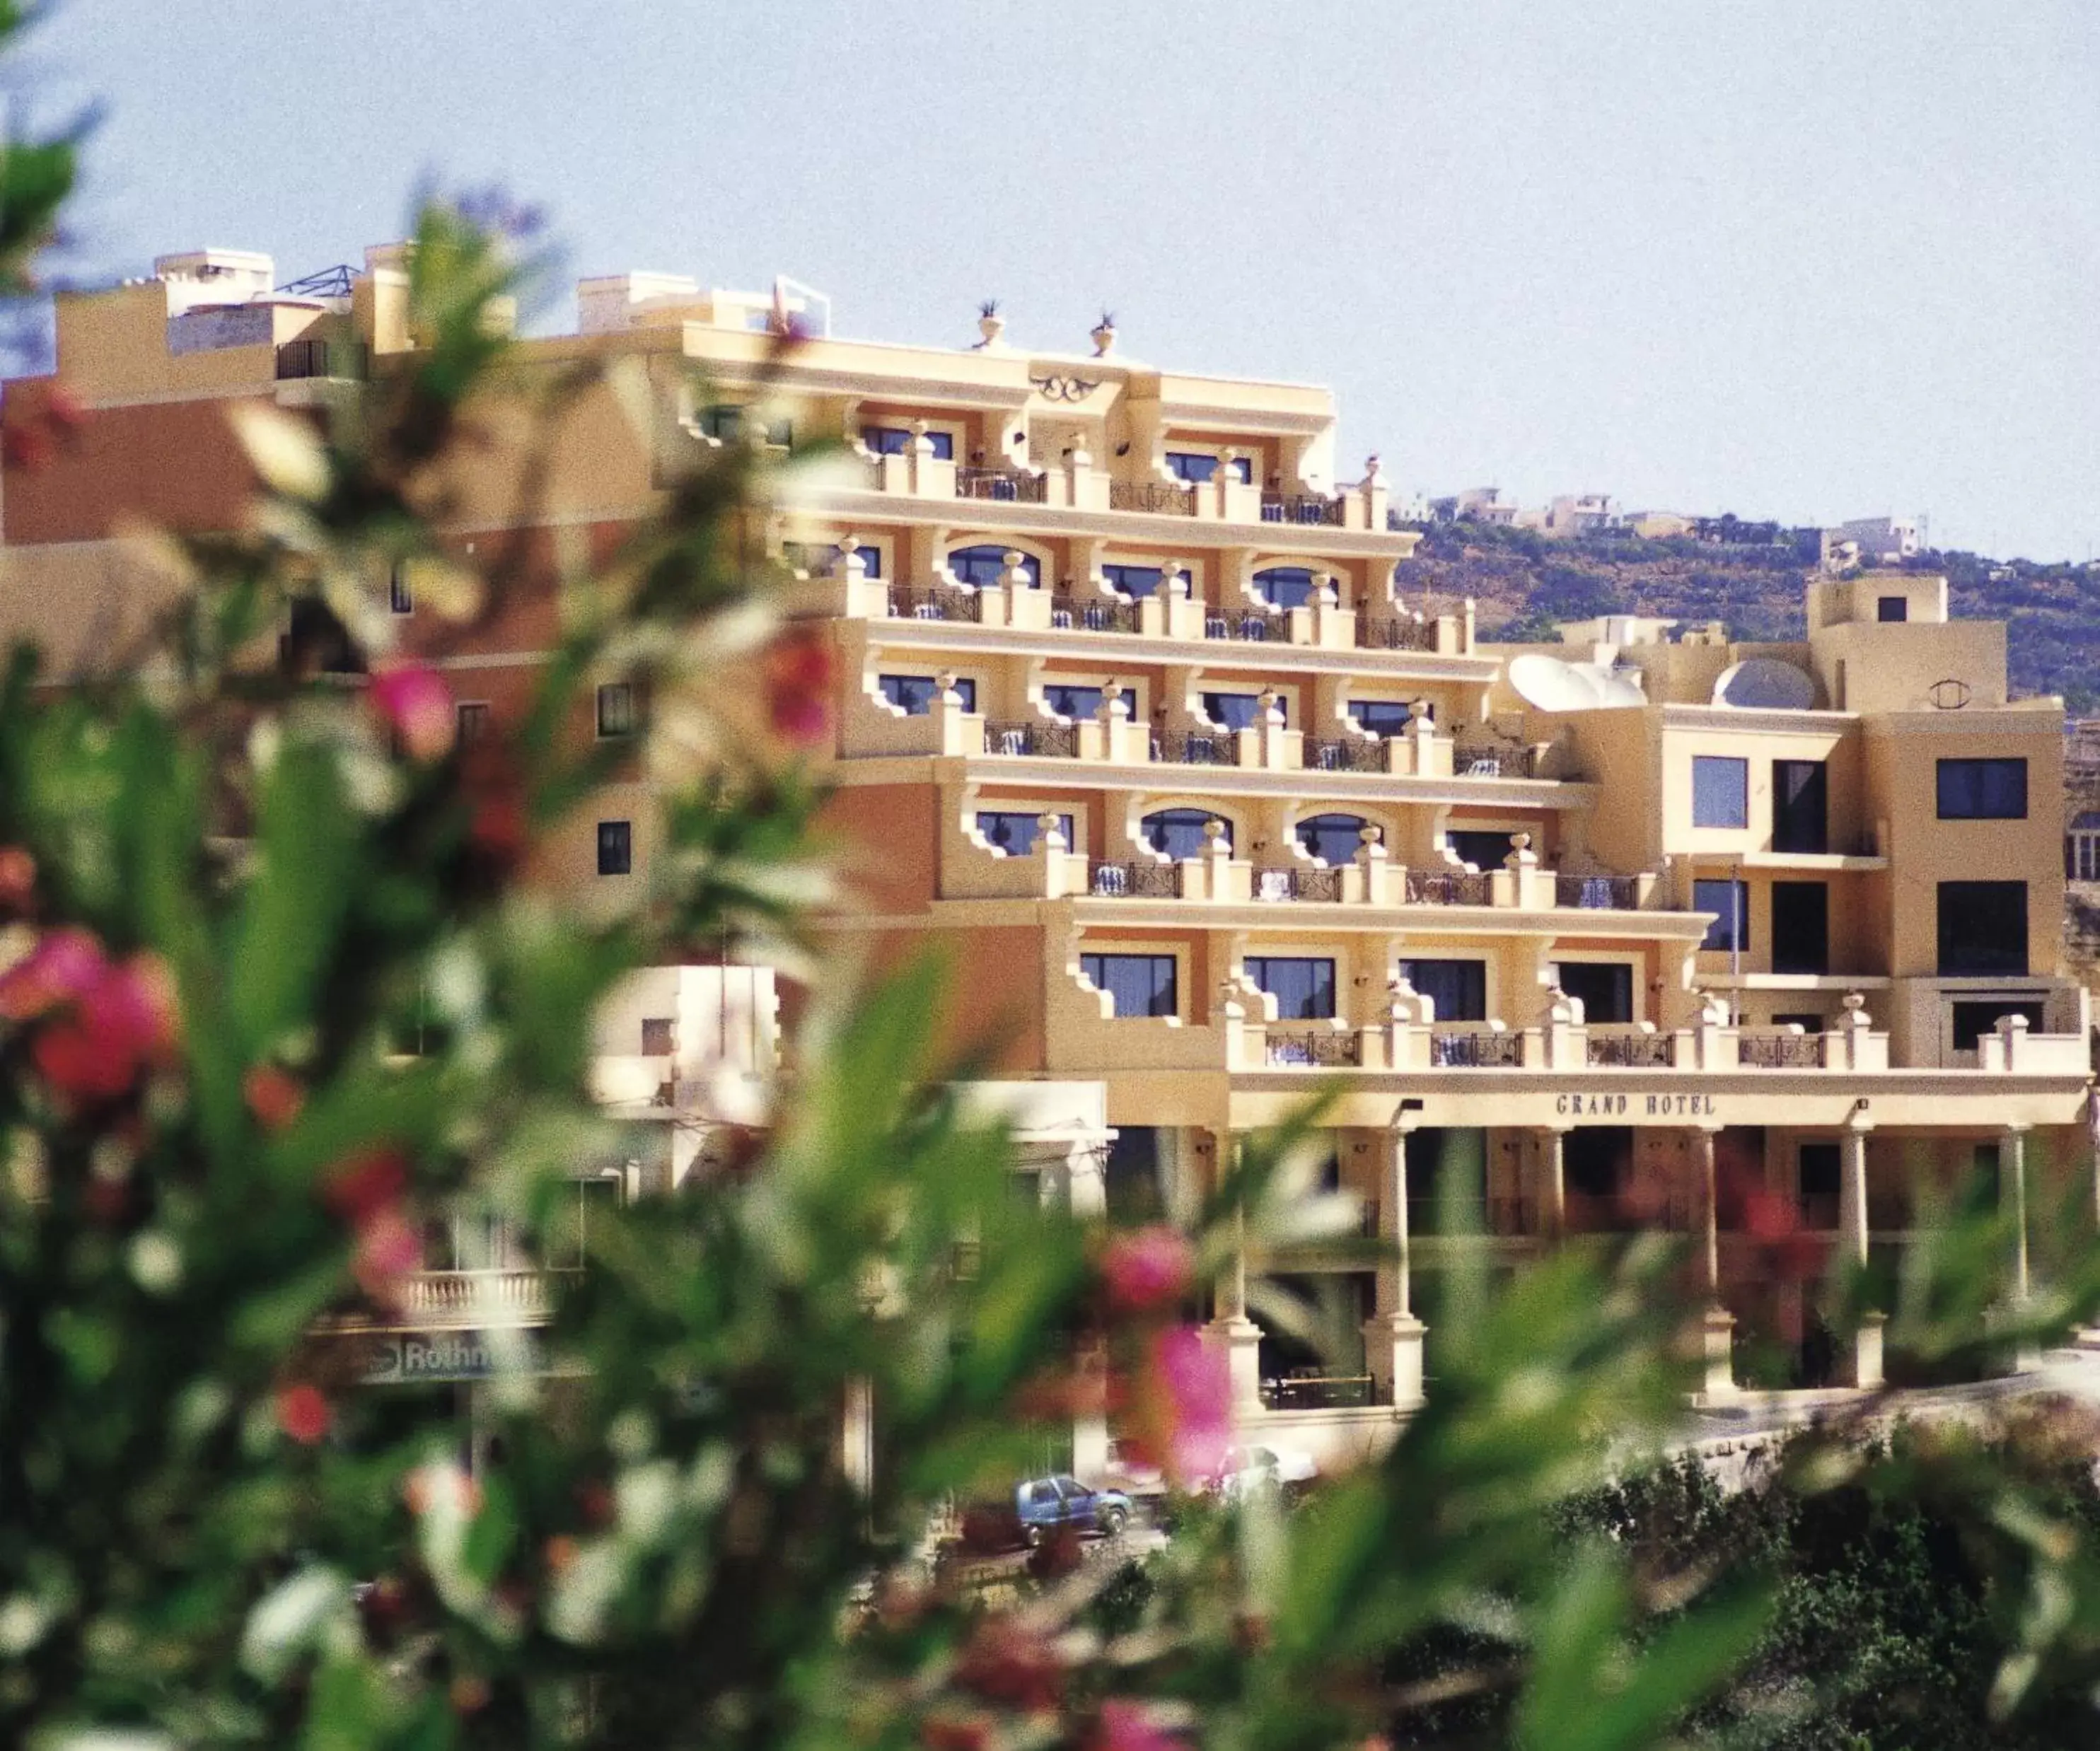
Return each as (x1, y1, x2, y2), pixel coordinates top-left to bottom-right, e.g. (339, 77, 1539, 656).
(946, 543, 1040, 590)
(1242, 954, 1339, 1021)
(1347, 698, 1412, 738)
(1397, 958, 1488, 1023)
(454, 700, 492, 746)
(596, 818, 634, 878)
(975, 809, 1077, 857)
(1690, 755, 1750, 830)
(1876, 595, 1908, 623)
(1139, 807, 1232, 860)
(878, 673, 975, 716)
(1693, 878, 1750, 951)
(1935, 757, 2027, 821)
(1550, 958, 1637, 1025)
(1295, 812, 1371, 866)
(1936, 880, 2028, 977)
(596, 681, 637, 740)
(388, 562, 414, 615)
(1079, 948, 1181, 1020)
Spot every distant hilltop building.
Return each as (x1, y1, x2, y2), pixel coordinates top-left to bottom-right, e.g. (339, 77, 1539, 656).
(1833, 516, 1923, 565)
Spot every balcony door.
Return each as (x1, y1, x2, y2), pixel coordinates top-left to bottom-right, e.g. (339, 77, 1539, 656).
(1552, 961, 1633, 1025)
(1772, 760, 1828, 854)
(1770, 881, 1830, 975)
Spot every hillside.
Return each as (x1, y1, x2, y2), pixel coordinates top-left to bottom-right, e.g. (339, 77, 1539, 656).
(1394, 521, 2100, 711)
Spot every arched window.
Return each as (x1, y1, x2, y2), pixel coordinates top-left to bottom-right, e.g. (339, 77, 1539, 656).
(1253, 566, 1316, 610)
(949, 544, 1040, 589)
(1296, 813, 1369, 866)
(1141, 808, 1230, 860)
(1101, 563, 1164, 599)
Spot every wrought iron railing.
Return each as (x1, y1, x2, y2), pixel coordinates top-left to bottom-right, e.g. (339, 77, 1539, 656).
(1262, 1372, 1374, 1409)
(1265, 1030, 1363, 1067)
(1307, 736, 1386, 774)
(1260, 492, 1345, 526)
(1555, 873, 1640, 909)
(1356, 612, 1437, 651)
(1089, 861, 1180, 899)
(1587, 1032, 1674, 1068)
(888, 583, 982, 622)
(983, 720, 1079, 759)
(1253, 866, 1344, 903)
(1205, 611, 1277, 641)
(1156, 729, 1237, 767)
(1429, 1030, 1523, 1068)
(1406, 870, 1492, 906)
(1109, 479, 1195, 516)
(1453, 743, 1538, 779)
(1050, 593, 1137, 634)
(956, 466, 1047, 503)
(1739, 1032, 1824, 1070)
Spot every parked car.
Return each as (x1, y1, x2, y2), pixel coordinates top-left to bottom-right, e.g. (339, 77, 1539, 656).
(1205, 1444, 1318, 1501)
(959, 1474, 1134, 1550)
(1101, 1438, 1166, 1499)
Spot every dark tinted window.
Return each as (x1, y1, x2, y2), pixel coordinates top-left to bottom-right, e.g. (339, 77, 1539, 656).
(1772, 760, 1827, 852)
(1042, 683, 1134, 721)
(1080, 953, 1178, 1018)
(1253, 566, 1316, 610)
(1296, 813, 1369, 865)
(1951, 1000, 2045, 1052)
(1937, 881, 2026, 975)
(1694, 878, 1749, 950)
(1770, 881, 1829, 975)
(977, 811, 1074, 856)
(1101, 563, 1163, 598)
(878, 674, 973, 715)
(1692, 756, 1748, 828)
(596, 820, 632, 876)
(1142, 808, 1229, 859)
(864, 424, 953, 459)
(1349, 700, 1411, 737)
(1876, 595, 1907, 622)
(1203, 692, 1270, 730)
(1937, 758, 2026, 820)
(1244, 957, 1336, 1020)
(1399, 959, 1486, 1022)
(1447, 830, 1516, 872)
(1555, 961, 1633, 1025)
(949, 545, 1038, 588)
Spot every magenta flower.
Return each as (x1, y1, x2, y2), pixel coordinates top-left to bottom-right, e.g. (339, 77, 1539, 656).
(1144, 1325, 1233, 1486)
(1, 929, 179, 1101)
(1091, 1699, 1182, 1751)
(0, 926, 108, 1020)
(369, 661, 456, 761)
(1098, 1226, 1195, 1316)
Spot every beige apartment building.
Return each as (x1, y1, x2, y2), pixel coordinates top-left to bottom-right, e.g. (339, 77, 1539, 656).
(2, 245, 2089, 1471)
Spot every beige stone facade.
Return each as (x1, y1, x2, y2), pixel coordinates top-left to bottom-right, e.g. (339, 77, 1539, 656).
(3, 245, 2089, 1468)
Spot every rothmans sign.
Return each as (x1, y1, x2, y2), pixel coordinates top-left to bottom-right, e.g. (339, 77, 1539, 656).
(359, 1331, 545, 1384)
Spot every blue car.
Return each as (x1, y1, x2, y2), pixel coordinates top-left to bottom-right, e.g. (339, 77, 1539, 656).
(1016, 1474, 1132, 1545)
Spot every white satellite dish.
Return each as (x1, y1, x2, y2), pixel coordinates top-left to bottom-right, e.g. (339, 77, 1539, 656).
(1712, 658, 1816, 711)
(1596, 665, 1648, 706)
(1509, 653, 1603, 711)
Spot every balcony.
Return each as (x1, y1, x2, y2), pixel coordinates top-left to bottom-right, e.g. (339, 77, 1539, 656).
(1555, 873, 1641, 909)
(984, 719, 1080, 759)
(1155, 728, 1240, 767)
(1051, 591, 1137, 634)
(1260, 492, 1345, 528)
(1089, 860, 1183, 898)
(276, 337, 367, 380)
(1265, 1028, 1363, 1067)
(956, 466, 1047, 504)
(1253, 865, 1343, 903)
(315, 1267, 573, 1332)
(1738, 1030, 1825, 1070)
(1109, 479, 1197, 516)
(1204, 607, 1282, 642)
(1587, 1029, 1676, 1068)
(888, 583, 982, 623)
(1405, 870, 1492, 907)
(1452, 742, 1541, 780)
(1356, 611, 1438, 652)
(1305, 735, 1386, 774)
(1429, 1028, 1524, 1068)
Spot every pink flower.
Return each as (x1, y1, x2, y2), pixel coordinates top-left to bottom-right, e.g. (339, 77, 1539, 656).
(1, 931, 179, 1101)
(1098, 1227, 1195, 1316)
(320, 1147, 410, 1228)
(763, 629, 832, 745)
(353, 1207, 424, 1305)
(0, 846, 35, 914)
(276, 1383, 332, 1445)
(369, 661, 455, 761)
(1091, 1700, 1181, 1751)
(1130, 1326, 1233, 1487)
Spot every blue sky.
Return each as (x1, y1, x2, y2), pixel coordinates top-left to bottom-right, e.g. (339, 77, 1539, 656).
(29, 1, 2100, 560)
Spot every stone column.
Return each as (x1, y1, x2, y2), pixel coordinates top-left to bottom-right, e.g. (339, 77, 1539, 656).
(1067, 1135, 1111, 1481)
(1538, 1127, 1568, 1243)
(1838, 1122, 1884, 1388)
(1362, 1127, 1427, 1409)
(2000, 1124, 2041, 1373)
(1692, 1126, 1737, 1401)
(1201, 1140, 1265, 1412)
(841, 1375, 875, 1496)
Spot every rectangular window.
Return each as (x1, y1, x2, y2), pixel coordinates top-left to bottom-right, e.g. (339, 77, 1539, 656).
(1348, 700, 1411, 738)
(1202, 691, 1271, 731)
(1163, 452, 1252, 485)
(1042, 683, 1134, 721)
(1100, 563, 1163, 599)
(1243, 957, 1337, 1020)
(1446, 830, 1516, 872)
(863, 424, 953, 460)
(1694, 878, 1749, 951)
(1553, 961, 1633, 1025)
(596, 682, 636, 738)
(1080, 953, 1178, 1018)
(1771, 760, 1828, 853)
(1691, 756, 1748, 829)
(977, 811, 1074, 856)
(878, 674, 973, 715)
(1770, 880, 1829, 975)
(703, 405, 789, 446)
(596, 819, 633, 877)
(640, 1017, 674, 1056)
(1772, 1011, 1826, 1033)
(1937, 880, 2026, 976)
(1876, 595, 1908, 623)
(388, 563, 413, 615)
(1936, 757, 2026, 820)
(455, 701, 490, 745)
(1950, 1000, 2045, 1053)
(1398, 958, 1486, 1022)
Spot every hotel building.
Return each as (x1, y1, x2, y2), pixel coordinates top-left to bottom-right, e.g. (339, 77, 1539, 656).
(1, 247, 2089, 1469)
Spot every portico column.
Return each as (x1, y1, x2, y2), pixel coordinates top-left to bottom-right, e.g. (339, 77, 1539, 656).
(1067, 1137, 1111, 1482)
(2000, 1124, 2041, 1373)
(1538, 1126, 1568, 1242)
(841, 1376, 875, 1496)
(1200, 1134, 1265, 1412)
(1838, 1122, 1884, 1388)
(1692, 1126, 1737, 1401)
(1362, 1127, 1427, 1410)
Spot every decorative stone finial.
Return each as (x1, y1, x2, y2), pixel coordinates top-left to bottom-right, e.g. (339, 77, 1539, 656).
(1091, 310, 1117, 357)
